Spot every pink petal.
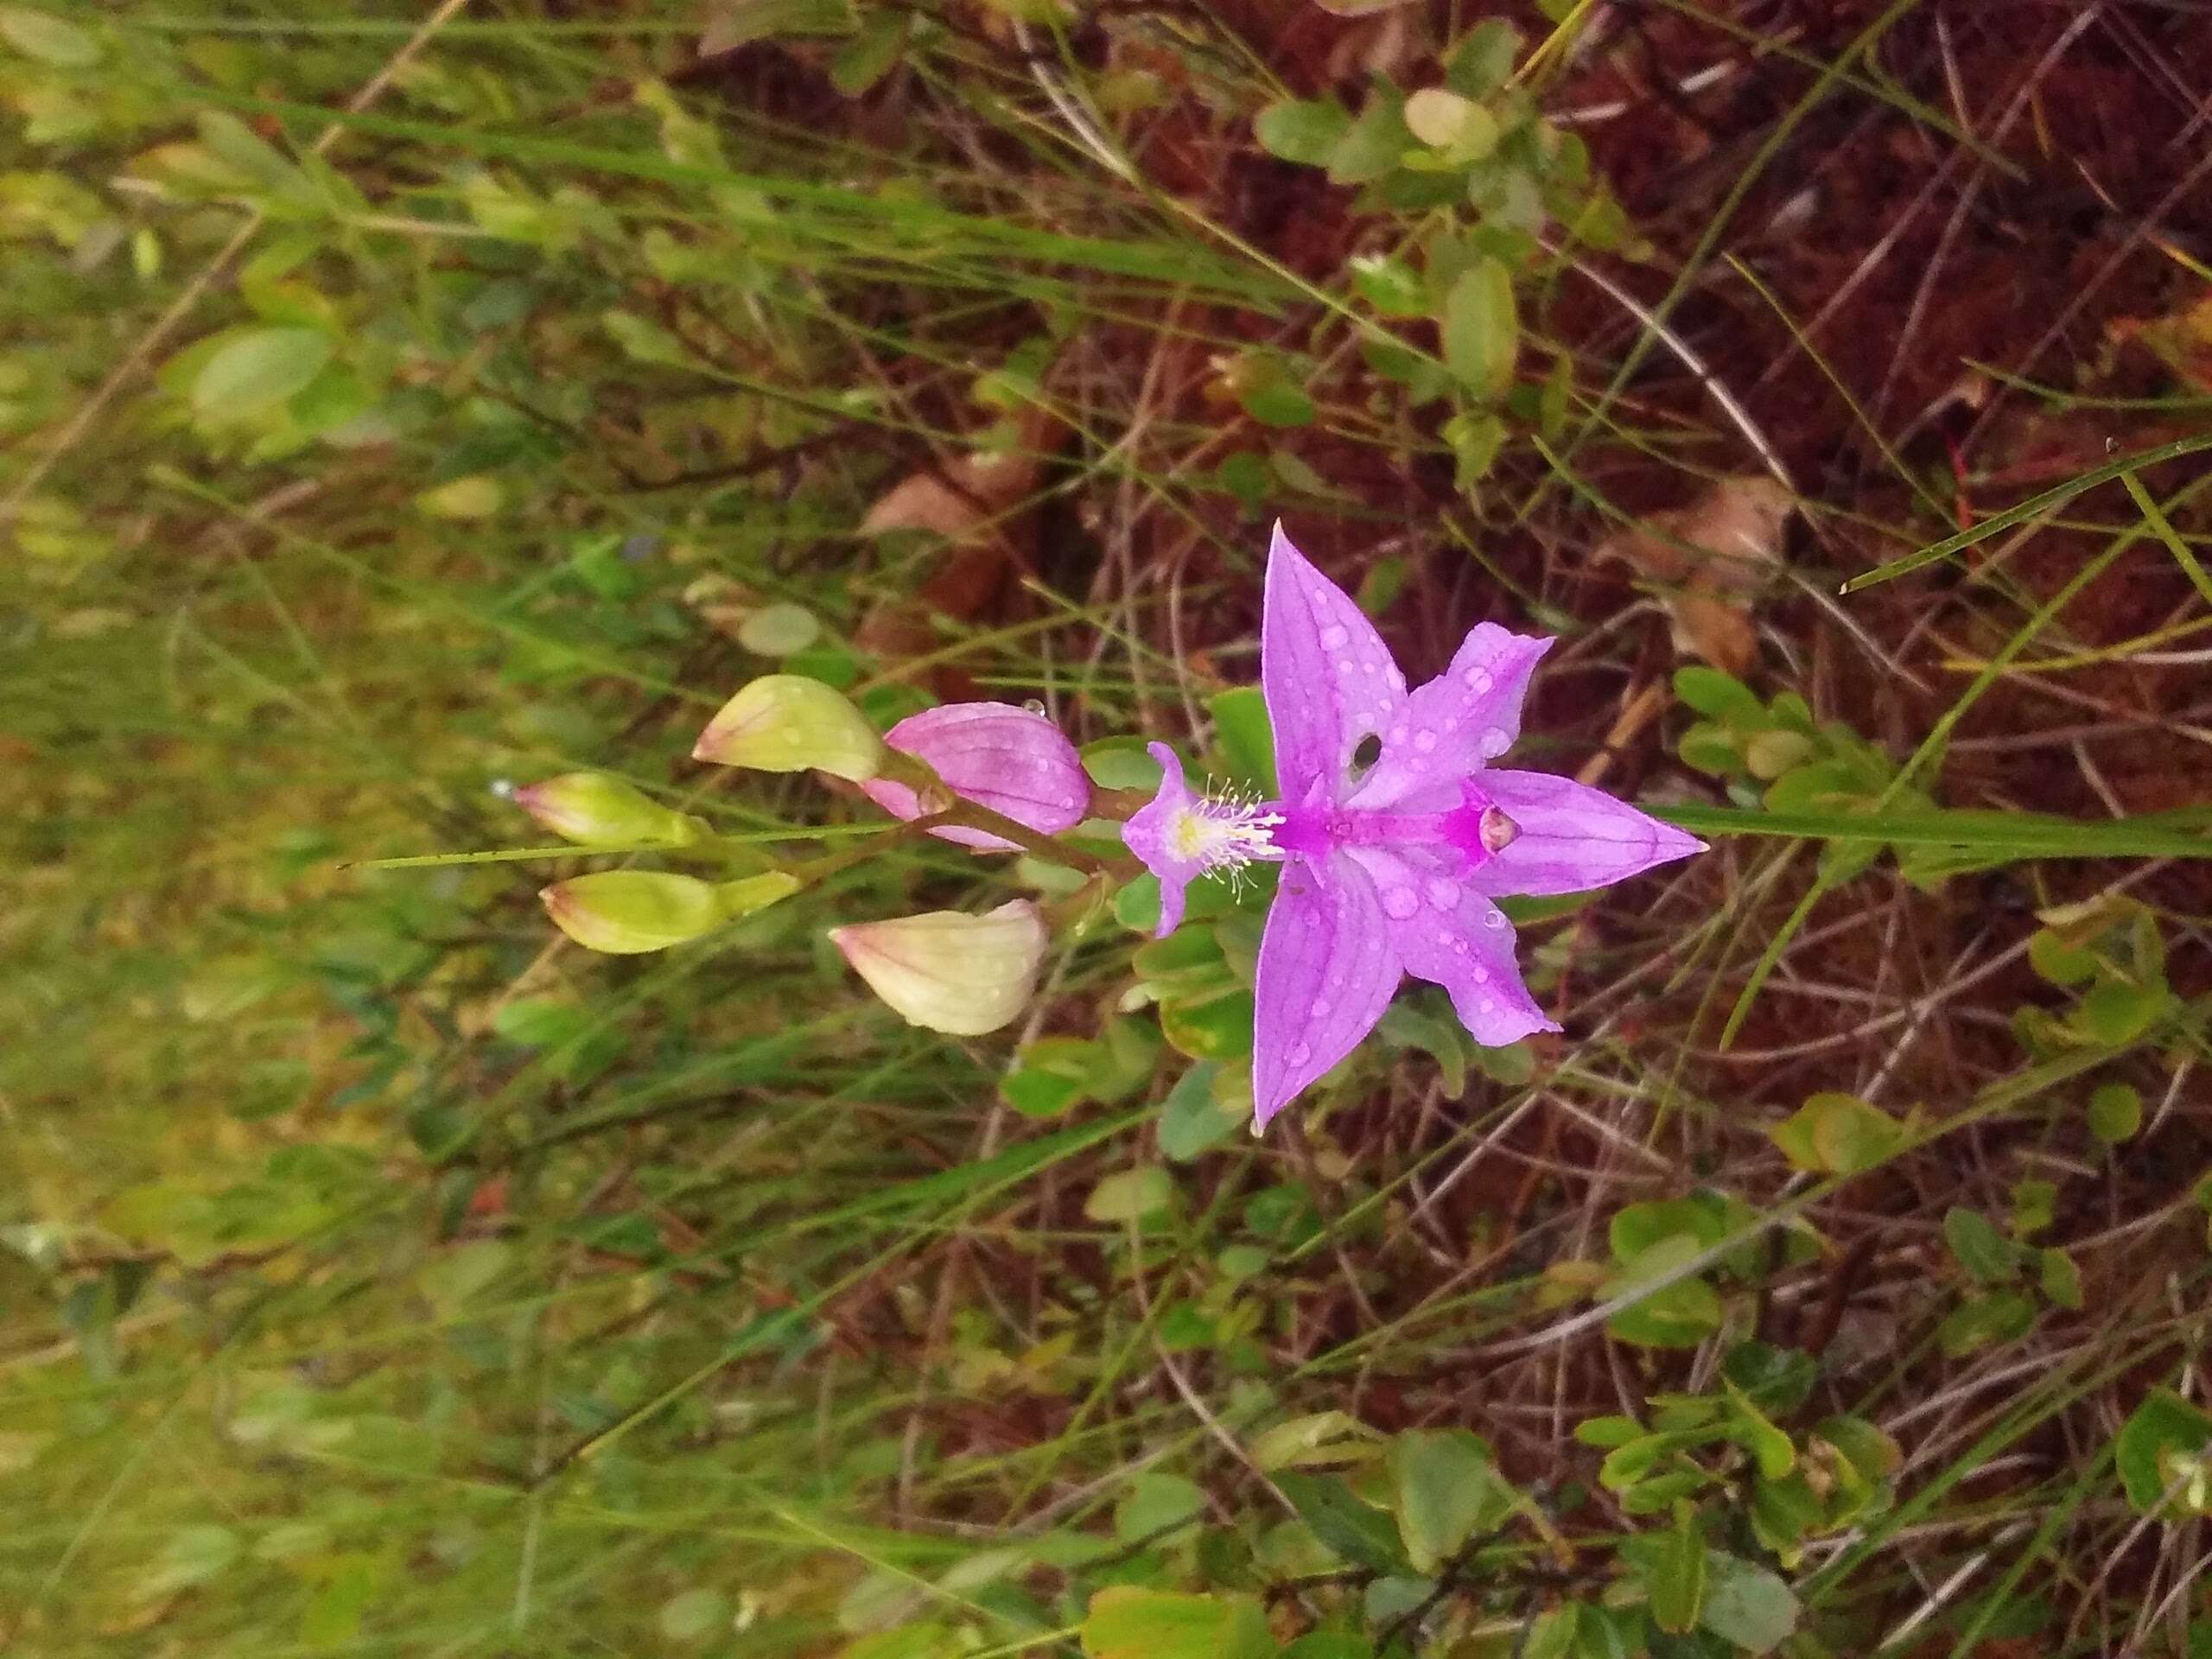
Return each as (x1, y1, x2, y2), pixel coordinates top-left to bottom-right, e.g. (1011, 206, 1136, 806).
(1120, 743, 1200, 938)
(1251, 850, 1402, 1128)
(1262, 523, 1407, 812)
(1350, 623, 1553, 812)
(1350, 847, 1557, 1047)
(1468, 770, 1707, 897)
(861, 702, 1090, 852)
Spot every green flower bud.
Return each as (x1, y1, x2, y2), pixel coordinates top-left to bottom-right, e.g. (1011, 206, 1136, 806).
(715, 871, 802, 919)
(513, 772, 703, 848)
(541, 871, 723, 955)
(830, 899, 1047, 1036)
(693, 675, 884, 782)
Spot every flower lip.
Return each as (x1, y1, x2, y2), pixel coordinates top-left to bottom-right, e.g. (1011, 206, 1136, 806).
(1120, 743, 1282, 938)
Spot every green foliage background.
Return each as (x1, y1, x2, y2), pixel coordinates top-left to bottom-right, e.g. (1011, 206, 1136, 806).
(5, 5, 2212, 1658)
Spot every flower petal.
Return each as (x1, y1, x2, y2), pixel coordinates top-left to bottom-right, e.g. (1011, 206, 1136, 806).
(1262, 523, 1407, 811)
(862, 702, 1090, 852)
(1351, 847, 1557, 1047)
(1350, 622, 1552, 812)
(1468, 770, 1707, 896)
(1120, 743, 1201, 938)
(1250, 850, 1402, 1128)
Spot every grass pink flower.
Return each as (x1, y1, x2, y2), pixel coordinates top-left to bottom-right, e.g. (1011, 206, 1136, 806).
(861, 702, 1090, 851)
(1123, 524, 1705, 1128)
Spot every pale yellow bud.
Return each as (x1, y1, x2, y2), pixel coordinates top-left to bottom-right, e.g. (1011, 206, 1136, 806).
(692, 675, 884, 782)
(541, 871, 722, 955)
(830, 900, 1047, 1036)
(514, 772, 703, 848)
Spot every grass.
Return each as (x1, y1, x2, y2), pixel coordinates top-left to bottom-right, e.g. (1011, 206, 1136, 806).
(3, 3, 2211, 1656)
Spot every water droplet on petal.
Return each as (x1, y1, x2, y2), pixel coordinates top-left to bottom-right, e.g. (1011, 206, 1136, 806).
(1337, 660, 1355, 677)
(1328, 972, 1346, 989)
(1451, 938, 1467, 955)
(1382, 887, 1420, 920)
(1442, 717, 1458, 732)
(1425, 875, 1459, 908)
(1472, 964, 1489, 984)
(1484, 910, 1507, 930)
(1478, 996, 1496, 1014)
(1478, 727, 1510, 758)
(1311, 999, 1330, 1018)
(1319, 624, 1349, 649)
(1465, 667, 1494, 693)
(1414, 729, 1438, 753)
(1389, 724, 1407, 742)
(1289, 1041, 1312, 1066)
(1021, 698, 1046, 715)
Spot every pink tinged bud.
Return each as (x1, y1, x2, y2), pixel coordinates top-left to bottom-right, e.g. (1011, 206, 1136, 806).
(859, 702, 1090, 851)
(1478, 806, 1520, 855)
(693, 675, 884, 783)
(541, 871, 724, 955)
(829, 899, 1047, 1035)
(514, 772, 704, 848)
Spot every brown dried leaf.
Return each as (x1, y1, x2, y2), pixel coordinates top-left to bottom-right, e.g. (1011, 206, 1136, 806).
(1599, 474, 1795, 675)
(853, 405, 1067, 690)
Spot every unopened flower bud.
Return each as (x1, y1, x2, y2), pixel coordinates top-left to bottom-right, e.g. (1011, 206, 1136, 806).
(693, 675, 883, 782)
(860, 702, 1090, 851)
(514, 772, 703, 848)
(830, 899, 1047, 1035)
(541, 870, 723, 955)
(715, 870, 801, 919)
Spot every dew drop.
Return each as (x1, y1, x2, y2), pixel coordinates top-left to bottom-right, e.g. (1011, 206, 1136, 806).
(1425, 875, 1460, 909)
(1484, 910, 1507, 930)
(1382, 887, 1420, 920)
(1337, 660, 1356, 677)
(1414, 728, 1438, 753)
(1328, 971, 1346, 989)
(1472, 964, 1489, 984)
(1442, 717, 1459, 732)
(1389, 724, 1407, 743)
(1289, 1042, 1312, 1066)
(1319, 624, 1349, 649)
(1021, 697, 1046, 715)
(1465, 666, 1494, 693)
(1451, 938, 1467, 955)
(1311, 999, 1331, 1019)
(1478, 996, 1496, 1014)
(1478, 727, 1510, 758)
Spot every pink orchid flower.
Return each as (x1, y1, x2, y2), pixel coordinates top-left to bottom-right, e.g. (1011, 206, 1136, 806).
(1123, 524, 1704, 1128)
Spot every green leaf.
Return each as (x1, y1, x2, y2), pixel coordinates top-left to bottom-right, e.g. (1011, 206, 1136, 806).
(1943, 1207, 2016, 1285)
(1283, 1636, 1375, 1659)
(1767, 1092, 1904, 1175)
(1160, 988, 1256, 1064)
(301, 1553, 380, 1648)
(1086, 1166, 1175, 1224)
(1606, 1234, 1723, 1349)
(1722, 1341, 1818, 1415)
(2038, 1248, 2083, 1310)
(1081, 1588, 1277, 1659)
(1327, 93, 1413, 185)
(1255, 99, 1351, 166)
(1673, 666, 1764, 724)
(2088, 1080, 2142, 1143)
(1444, 19, 1519, 95)
(1390, 1427, 1505, 1573)
(1646, 1507, 1708, 1636)
(1611, 1198, 1727, 1261)
(1349, 253, 1426, 316)
(1209, 685, 1279, 794)
(1721, 1381, 1796, 1479)
(1115, 1471, 1205, 1543)
(1377, 999, 1470, 1096)
(2114, 1388, 2212, 1514)
(1274, 1472, 1408, 1573)
(1441, 259, 1518, 401)
(1937, 1289, 2036, 1356)
(2028, 926, 2100, 985)
(1698, 1554, 1798, 1654)
(190, 327, 334, 420)
(0, 7, 100, 67)
(1251, 1411, 1382, 1472)
(2074, 978, 2171, 1046)
(144, 1524, 244, 1598)
(1159, 1063, 1243, 1161)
